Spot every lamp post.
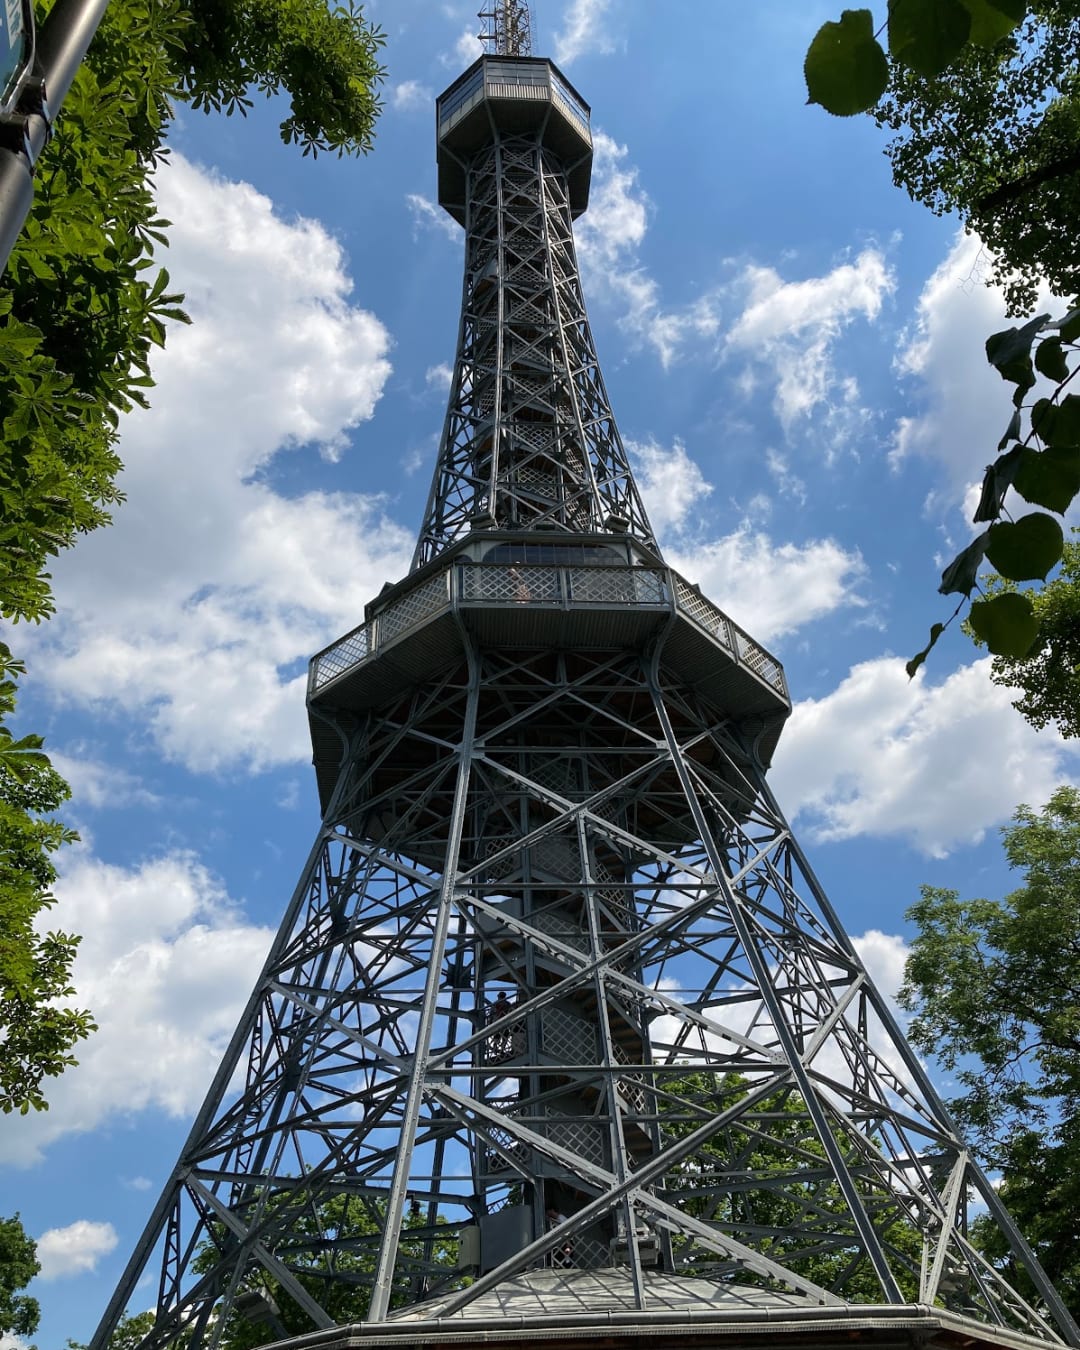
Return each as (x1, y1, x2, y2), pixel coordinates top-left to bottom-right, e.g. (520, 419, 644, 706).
(0, 0, 109, 272)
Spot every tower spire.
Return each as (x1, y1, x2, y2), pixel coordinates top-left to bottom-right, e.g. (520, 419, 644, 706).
(414, 39, 655, 570)
(90, 26, 1080, 1350)
(479, 1, 533, 56)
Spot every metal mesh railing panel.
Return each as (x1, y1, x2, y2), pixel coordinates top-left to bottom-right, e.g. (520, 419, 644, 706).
(459, 563, 562, 603)
(541, 1006, 597, 1064)
(674, 578, 733, 651)
(310, 622, 372, 691)
(735, 628, 787, 694)
(378, 573, 450, 645)
(568, 567, 665, 604)
(544, 1111, 606, 1166)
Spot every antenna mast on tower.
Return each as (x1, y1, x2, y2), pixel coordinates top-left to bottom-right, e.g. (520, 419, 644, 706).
(479, 0, 532, 55)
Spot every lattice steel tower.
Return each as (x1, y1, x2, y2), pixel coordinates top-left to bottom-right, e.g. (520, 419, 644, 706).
(94, 9, 1079, 1350)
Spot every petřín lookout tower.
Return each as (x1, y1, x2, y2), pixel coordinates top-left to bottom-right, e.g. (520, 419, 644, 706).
(93, 6, 1080, 1349)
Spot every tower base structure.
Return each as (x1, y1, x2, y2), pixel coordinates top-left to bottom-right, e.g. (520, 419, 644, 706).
(243, 1277, 1074, 1350)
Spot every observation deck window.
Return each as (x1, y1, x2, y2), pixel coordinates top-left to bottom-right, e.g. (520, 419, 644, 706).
(480, 541, 625, 566)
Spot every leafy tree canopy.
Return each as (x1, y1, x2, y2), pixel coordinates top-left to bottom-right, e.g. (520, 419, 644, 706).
(0, 1212, 40, 1338)
(901, 786, 1080, 1316)
(877, 1, 1080, 316)
(804, 4, 1080, 680)
(660, 1071, 920, 1301)
(986, 529, 1080, 736)
(68, 1309, 156, 1349)
(0, 643, 92, 1114)
(1, 0, 385, 630)
(0, 0, 385, 1127)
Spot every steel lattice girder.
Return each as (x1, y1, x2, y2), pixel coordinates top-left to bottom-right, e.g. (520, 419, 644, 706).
(91, 636, 1078, 1349)
(91, 50, 1079, 1350)
(413, 132, 656, 569)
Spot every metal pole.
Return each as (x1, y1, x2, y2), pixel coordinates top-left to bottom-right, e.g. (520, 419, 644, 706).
(0, 0, 109, 274)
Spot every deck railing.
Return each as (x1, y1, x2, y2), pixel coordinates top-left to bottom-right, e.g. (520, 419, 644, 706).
(308, 561, 787, 701)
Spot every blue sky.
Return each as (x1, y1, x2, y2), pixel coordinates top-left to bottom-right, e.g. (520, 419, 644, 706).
(3, 2, 1078, 1345)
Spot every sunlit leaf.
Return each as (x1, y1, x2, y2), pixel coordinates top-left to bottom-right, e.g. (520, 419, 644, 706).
(890, 0, 971, 75)
(1034, 335, 1069, 382)
(986, 513, 1064, 581)
(805, 10, 888, 116)
(1013, 447, 1080, 514)
(958, 0, 1025, 44)
(939, 531, 989, 596)
(968, 592, 1039, 657)
(906, 622, 946, 678)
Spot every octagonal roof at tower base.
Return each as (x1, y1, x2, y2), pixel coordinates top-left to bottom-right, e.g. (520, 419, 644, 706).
(253, 1274, 1070, 1350)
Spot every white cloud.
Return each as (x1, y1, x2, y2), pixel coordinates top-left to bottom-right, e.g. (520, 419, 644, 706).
(666, 528, 866, 645)
(771, 656, 1080, 857)
(425, 361, 453, 391)
(725, 249, 894, 428)
(576, 134, 721, 367)
(0, 851, 273, 1166)
(406, 192, 460, 242)
(48, 751, 160, 811)
(553, 0, 615, 65)
(29, 154, 412, 774)
(628, 437, 713, 536)
(446, 24, 483, 68)
(765, 447, 806, 505)
(391, 78, 431, 111)
(577, 135, 888, 407)
(892, 232, 1024, 496)
(36, 1219, 118, 1280)
(852, 930, 910, 1004)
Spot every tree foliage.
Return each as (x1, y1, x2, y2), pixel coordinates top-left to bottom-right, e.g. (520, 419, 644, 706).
(0, 1212, 40, 1338)
(907, 306, 1080, 676)
(804, 2, 1080, 681)
(901, 786, 1080, 1317)
(1, 0, 385, 629)
(68, 1309, 156, 1349)
(0, 0, 385, 1122)
(876, 2, 1080, 316)
(986, 530, 1080, 736)
(0, 643, 93, 1114)
(660, 1072, 920, 1300)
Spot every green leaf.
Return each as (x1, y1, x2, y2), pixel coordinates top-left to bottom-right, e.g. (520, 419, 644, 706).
(957, 0, 1025, 45)
(906, 622, 946, 678)
(1034, 335, 1069, 382)
(1057, 305, 1080, 343)
(986, 313, 1050, 390)
(997, 407, 1021, 450)
(985, 513, 1064, 581)
(1036, 393, 1080, 448)
(1013, 446, 1080, 514)
(973, 444, 1024, 521)
(805, 10, 888, 117)
(968, 592, 1039, 657)
(939, 530, 989, 596)
(890, 0, 971, 75)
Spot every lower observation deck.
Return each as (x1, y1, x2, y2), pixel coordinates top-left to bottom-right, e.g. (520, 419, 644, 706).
(307, 534, 791, 809)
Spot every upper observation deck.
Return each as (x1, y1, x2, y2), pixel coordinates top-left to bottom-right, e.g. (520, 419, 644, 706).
(437, 55, 594, 222)
(307, 533, 791, 812)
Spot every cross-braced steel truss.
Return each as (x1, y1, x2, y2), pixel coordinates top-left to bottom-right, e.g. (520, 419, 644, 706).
(93, 46, 1078, 1350)
(92, 636, 1078, 1348)
(412, 131, 657, 570)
